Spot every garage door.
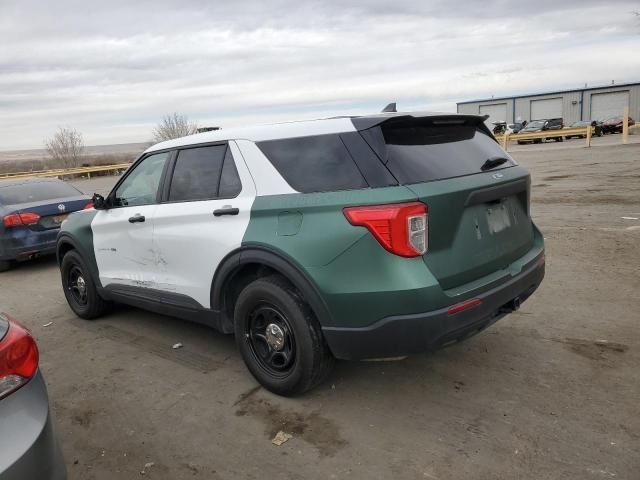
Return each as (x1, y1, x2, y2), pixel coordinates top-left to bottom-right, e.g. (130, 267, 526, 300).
(590, 91, 630, 121)
(479, 103, 508, 128)
(530, 98, 563, 121)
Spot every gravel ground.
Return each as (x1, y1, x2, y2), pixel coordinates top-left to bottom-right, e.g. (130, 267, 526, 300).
(0, 139, 638, 479)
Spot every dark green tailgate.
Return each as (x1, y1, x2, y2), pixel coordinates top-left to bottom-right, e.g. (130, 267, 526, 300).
(408, 166, 533, 290)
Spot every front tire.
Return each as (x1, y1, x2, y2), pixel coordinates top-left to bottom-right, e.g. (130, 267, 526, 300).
(61, 250, 108, 320)
(234, 275, 334, 396)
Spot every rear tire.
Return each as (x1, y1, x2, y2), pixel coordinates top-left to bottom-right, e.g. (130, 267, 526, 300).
(234, 275, 334, 396)
(61, 250, 108, 320)
(0, 260, 12, 273)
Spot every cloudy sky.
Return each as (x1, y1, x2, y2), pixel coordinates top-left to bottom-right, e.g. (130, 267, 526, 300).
(1, 0, 639, 150)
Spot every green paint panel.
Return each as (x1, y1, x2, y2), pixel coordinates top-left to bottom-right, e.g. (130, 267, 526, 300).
(407, 166, 534, 289)
(243, 166, 544, 329)
(243, 186, 418, 267)
(58, 210, 99, 276)
(306, 225, 543, 328)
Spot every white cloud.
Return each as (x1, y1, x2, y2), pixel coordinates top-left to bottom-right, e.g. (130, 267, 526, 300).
(1, 0, 639, 149)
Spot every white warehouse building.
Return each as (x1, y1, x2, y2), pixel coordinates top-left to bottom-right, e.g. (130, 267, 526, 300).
(456, 81, 640, 127)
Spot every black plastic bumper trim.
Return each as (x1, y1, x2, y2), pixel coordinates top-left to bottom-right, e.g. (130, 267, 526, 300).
(322, 254, 545, 360)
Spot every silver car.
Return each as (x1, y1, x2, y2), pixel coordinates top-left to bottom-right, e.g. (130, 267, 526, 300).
(0, 312, 66, 480)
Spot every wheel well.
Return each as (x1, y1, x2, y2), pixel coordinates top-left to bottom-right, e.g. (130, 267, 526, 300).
(221, 263, 297, 326)
(57, 241, 75, 264)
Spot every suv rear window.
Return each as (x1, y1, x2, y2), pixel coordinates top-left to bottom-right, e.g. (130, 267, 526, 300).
(257, 135, 368, 193)
(361, 119, 516, 184)
(0, 181, 81, 205)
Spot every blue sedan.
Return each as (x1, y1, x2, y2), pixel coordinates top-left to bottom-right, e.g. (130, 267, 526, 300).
(0, 179, 91, 272)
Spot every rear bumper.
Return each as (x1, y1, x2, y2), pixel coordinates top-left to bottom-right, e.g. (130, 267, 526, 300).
(323, 253, 545, 360)
(0, 228, 59, 261)
(0, 371, 66, 480)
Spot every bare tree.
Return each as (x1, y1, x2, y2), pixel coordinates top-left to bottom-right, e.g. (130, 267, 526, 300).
(152, 113, 198, 143)
(45, 127, 85, 168)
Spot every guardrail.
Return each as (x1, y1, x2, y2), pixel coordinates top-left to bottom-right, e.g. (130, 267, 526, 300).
(0, 163, 131, 181)
(495, 109, 638, 151)
(494, 126, 591, 151)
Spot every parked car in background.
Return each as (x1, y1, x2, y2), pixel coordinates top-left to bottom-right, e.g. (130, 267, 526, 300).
(601, 116, 635, 134)
(510, 122, 524, 133)
(492, 121, 510, 135)
(565, 120, 603, 139)
(492, 122, 524, 136)
(0, 311, 66, 479)
(57, 111, 545, 396)
(0, 179, 92, 272)
(517, 118, 564, 144)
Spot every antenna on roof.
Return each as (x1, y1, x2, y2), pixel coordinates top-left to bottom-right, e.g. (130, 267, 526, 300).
(381, 102, 397, 113)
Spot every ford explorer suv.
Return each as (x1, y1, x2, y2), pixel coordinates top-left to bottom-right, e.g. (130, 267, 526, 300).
(56, 112, 545, 396)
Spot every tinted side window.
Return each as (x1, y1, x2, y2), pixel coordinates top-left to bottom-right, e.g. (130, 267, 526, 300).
(169, 145, 226, 202)
(369, 120, 516, 184)
(257, 134, 368, 193)
(219, 147, 242, 198)
(115, 152, 169, 207)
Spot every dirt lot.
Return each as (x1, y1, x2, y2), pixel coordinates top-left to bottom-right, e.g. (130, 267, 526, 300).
(0, 140, 638, 479)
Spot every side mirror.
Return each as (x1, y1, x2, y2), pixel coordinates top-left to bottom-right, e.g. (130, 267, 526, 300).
(92, 193, 107, 210)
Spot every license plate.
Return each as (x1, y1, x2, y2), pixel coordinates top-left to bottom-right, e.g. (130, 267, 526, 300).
(486, 203, 512, 234)
(52, 214, 69, 224)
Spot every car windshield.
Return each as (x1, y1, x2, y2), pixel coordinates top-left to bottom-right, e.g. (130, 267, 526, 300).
(604, 117, 621, 123)
(527, 121, 545, 128)
(0, 181, 81, 205)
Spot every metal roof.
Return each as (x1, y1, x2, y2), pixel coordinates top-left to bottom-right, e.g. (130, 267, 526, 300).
(457, 81, 640, 105)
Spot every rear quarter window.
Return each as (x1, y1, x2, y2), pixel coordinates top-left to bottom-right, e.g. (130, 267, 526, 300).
(257, 134, 368, 193)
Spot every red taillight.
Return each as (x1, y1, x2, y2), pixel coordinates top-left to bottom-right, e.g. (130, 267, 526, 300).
(83, 202, 94, 210)
(447, 298, 482, 315)
(0, 315, 39, 399)
(3, 212, 41, 228)
(343, 202, 428, 257)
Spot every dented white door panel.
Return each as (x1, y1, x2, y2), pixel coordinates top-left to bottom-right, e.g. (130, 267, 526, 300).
(149, 142, 257, 308)
(91, 204, 158, 288)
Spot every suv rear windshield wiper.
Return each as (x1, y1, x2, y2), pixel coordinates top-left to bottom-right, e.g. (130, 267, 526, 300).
(481, 156, 509, 171)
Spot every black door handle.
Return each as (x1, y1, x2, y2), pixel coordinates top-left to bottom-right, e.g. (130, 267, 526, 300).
(128, 215, 145, 223)
(213, 207, 239, 217)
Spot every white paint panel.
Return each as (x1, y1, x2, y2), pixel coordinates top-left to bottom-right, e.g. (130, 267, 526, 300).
(233, 140, 298, 196)
(530, 98, 562, 121)
(590, 91, 630, 121)
(479, 103, 508, 127)
(92, 204, 158, 289)
(149, 148, 257, 308)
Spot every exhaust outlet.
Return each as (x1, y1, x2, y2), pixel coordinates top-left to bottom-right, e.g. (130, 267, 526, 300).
(499, 297, 521, 314)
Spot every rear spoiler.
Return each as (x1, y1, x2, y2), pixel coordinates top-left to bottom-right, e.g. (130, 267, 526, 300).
(351, 112, 496, 142)
(351, 112, 490, 131)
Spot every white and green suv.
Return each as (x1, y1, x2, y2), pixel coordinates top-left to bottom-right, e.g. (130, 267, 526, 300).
(57, 112, 545, 396)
